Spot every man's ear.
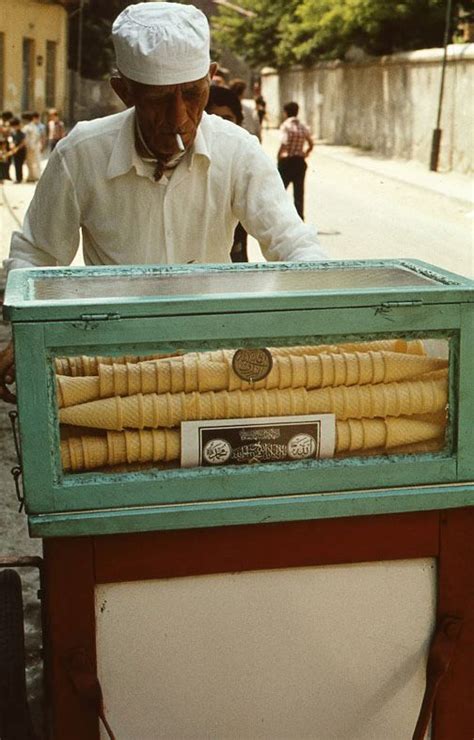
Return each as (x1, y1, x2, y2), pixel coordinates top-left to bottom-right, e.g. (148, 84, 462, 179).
(110, 75, 134, 107)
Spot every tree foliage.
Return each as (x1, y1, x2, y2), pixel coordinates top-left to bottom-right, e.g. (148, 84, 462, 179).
(212, 0, 300, 69)
(212, 0, 452, 69)
(68, 0, 131, 79)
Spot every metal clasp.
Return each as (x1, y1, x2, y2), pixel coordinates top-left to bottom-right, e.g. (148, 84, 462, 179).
(11, 466, 24, 513)
(8, 411, 24, 512)
(8, 409, 21, 463)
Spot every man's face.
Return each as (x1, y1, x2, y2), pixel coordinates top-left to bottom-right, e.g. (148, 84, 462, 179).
(112, 68, 214, 160)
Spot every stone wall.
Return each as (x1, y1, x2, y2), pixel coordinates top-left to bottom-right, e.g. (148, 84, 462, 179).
(262, 44, 474, 173)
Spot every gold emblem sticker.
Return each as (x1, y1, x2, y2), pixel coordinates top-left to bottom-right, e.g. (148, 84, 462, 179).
(232, 348, 273, 382)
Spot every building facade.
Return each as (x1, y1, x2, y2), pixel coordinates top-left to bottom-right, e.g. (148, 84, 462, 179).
(0, 0, 68, 116)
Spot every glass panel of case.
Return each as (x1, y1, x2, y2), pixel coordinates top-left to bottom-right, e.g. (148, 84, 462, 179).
(55, 335, 450, 475)
(31, 265, 439, 301)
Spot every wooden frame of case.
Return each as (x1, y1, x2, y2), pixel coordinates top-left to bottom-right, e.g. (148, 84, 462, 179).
(4, 261, 473, 537)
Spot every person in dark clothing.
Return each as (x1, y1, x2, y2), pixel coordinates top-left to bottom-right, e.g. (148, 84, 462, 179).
(205, 86, 248, 263)
(8, 118, 27, 183)
(277, 102, 313, 220)
(0, 111, 13, 182)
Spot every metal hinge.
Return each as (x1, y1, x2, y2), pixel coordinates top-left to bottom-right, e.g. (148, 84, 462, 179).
(375, 299, 423, 319)
(73, 312, 121, 330)
(380, 300, 424, 308)
(79, 313, 121, 322)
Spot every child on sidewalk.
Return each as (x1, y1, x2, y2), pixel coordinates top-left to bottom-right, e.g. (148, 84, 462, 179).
(8, 118, 27, 184)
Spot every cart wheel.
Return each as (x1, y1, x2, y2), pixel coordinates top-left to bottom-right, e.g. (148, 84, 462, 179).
(0, 569, 36, 740)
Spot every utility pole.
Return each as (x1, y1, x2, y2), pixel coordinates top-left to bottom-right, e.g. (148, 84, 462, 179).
(76, 0, 85, 119)
(429, 0, 453, 171)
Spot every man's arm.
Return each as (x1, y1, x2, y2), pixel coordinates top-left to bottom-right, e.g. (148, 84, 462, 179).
(304, 129, 314, 158)
(232, 136, 327, 262)
(0, 340, 15, 404)
(4, 147, 81, 271)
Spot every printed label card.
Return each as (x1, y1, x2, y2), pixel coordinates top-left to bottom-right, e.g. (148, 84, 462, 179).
(181, 414, 336, 468)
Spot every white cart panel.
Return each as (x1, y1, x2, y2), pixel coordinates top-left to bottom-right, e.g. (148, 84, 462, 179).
(96, 558, 435, 739)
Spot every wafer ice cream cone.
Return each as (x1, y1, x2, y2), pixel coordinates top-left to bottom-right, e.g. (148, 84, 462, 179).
(57, 375, 100, 408)
(61, 429, 180, 471)
(61, 412, 444, 471)
(59, 375, 448, 430)
(56, 350, 446, 408)
(55, 352, 181, 377)
(55, 339, 426, 379)
(266, 338, 426, 357)
(336, 415, 445, 452)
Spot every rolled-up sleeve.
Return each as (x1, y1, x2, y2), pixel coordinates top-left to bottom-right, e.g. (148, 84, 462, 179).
(4, 148, 81, 272)
(231, 137, 327, 262)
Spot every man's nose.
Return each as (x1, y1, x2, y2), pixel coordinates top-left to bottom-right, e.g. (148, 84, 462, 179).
(167, 90, 188, 130)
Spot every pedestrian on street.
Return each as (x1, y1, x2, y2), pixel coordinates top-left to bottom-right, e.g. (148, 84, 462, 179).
(7, 118, 27, 184)
(0, 117, 12, 183)
(0, 1, 325, 401)
(47, 109, 65, 152)
(229, 78, 261, 141)
(33, 111, 47, 154)
(277, 102, 314, 220)
(205, 85, 248, 262)
(22, 112, 41, 182)
(253, 82, 266, 126)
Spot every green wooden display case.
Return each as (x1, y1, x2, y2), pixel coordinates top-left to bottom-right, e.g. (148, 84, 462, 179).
(3, 259, 474, 538)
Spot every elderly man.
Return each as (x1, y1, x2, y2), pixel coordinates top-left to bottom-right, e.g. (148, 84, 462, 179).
(0, 2, 325, 401)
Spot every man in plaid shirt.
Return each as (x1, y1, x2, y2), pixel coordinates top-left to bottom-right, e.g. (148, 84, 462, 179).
(277, 102, 313, 219)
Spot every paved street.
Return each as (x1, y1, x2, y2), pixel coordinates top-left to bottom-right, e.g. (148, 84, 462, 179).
(249, 130, 474, 277)
(1, 133, 473, 278)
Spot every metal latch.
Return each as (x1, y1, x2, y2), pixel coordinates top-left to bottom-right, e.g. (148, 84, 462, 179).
(79, 312, 121, 322)
(380, 300, 424, 308)
(375, 299, 423, 318)
(9, 410, 24, 513)
(73, 312, 121, 330)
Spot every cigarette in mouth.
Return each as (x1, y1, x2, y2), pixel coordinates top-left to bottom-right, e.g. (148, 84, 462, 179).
(176, 134, 185, 151)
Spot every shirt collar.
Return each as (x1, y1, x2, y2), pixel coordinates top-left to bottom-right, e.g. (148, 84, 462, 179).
(106, 108, 211, 180)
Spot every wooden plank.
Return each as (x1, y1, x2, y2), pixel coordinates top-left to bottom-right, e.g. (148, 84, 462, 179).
(13, 323, 56, 513)
(43, 538, 99, 740)
(94, 510, 440, 584)
(53, 456, 459, 513)
(29, 483, 473, 539)
(42, 304, 461, 350)
(457, 306, 474, 479)
(433, 507, 474, 739)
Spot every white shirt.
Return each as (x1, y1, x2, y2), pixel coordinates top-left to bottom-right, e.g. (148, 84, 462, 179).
(6, 109, 325, 271)
(23, 122, 41, 151)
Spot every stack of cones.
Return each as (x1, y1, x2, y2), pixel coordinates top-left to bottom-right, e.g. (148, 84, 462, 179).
(56, 338, 449, 472)
(61, 415, 446, 472)
(56, 350, 446, 408)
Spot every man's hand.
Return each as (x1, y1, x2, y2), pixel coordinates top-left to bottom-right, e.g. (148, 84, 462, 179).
(0, 341, 16, 404)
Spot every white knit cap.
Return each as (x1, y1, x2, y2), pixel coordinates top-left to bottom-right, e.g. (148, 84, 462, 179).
(112, 2, 211, 85)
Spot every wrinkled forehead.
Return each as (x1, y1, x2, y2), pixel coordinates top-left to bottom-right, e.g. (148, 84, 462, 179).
(124, 73, 210, 96)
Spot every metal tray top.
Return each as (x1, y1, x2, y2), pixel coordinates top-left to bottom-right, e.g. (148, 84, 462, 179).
(30, 265, 438, 301)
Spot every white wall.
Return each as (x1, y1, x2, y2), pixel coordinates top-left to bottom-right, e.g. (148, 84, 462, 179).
(262, 44, 474, 173)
